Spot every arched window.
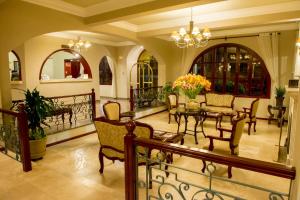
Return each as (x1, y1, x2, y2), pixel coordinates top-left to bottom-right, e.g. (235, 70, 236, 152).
(137, 50, 158, 87)
(190, 43, 271, 98)
(39, 49, 92, 80)
(9, 50, 21, 81)
(99, 56, 113, 85)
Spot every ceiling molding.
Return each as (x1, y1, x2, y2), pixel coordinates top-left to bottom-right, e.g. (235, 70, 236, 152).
(109, 21, 138, 32)
(22, 0, 86, 16)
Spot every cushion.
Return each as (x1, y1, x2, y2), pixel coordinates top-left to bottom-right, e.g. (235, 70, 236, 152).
(206, 93, 234, 107)
(203, 105, 234, 115)
(169, 108, 177, 114)
(104, 103, 120, 120)
(168, 95, 177, 106)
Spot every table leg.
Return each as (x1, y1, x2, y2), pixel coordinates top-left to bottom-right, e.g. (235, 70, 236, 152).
(194, 117, 199, 145)
(177, 114, 182, 133)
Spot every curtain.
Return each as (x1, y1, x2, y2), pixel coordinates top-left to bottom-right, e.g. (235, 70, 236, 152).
(258, 32, 279, 102)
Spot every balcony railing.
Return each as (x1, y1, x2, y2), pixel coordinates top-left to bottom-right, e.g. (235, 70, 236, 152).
(11, 89, 96, 135)
(0, 105, 31, 172)
(124, 121, 296, 200)
(130, 86, 165, 111)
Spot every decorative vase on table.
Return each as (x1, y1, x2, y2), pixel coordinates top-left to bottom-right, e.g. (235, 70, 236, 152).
(172, 74, 211, 110)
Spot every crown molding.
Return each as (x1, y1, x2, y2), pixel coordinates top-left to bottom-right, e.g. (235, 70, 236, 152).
(109, 21, 138, 32)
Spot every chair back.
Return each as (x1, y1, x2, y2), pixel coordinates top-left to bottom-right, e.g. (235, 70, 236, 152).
(205, 93, 234, 108)
(250, 98, 259, 118)
(94, 117, 153, 159)
(167, 93, 178, 109)
(230, 114, 246, 154)
(103, 101, 120, 120)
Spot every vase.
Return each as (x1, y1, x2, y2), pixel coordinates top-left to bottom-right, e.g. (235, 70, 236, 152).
(276, 97, 284, 107)
(186, 98, 199, 110)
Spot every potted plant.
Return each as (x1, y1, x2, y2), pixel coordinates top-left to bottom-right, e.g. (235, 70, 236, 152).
(275, 86, 286, 107)
(24, 89, 53, 159)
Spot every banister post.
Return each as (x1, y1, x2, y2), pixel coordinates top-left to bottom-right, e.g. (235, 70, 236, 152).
(125, 120, 136, 200)
(17, 104, 32, 172)
(91, 88, 96, 120)
(130, 86, 134, 111)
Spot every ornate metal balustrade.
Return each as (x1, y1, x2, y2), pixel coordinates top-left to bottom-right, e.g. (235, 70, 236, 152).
(130, 86, 165, 111)
(124, 121, 296, 200)
(0, 105, 31, 172)
(11, 89, 96, 135)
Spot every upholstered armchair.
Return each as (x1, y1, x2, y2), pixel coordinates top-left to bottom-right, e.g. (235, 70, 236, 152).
(237, 98, 259, 135)
(167, 93, 185, 124)
(93, 117, 156, 174)
(203, 114, 246, 178)
(103, 101, 134, 121)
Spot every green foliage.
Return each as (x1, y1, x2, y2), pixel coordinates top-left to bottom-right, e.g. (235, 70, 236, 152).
(238, 83, 246, 94)
(214, 80, 223, 92)
(24, 89, 54, 140)
(159, 82, 178, 101)
(226, 81, 234, 93)
(183, 85, 203, 99)
(275, 86, 286, 98)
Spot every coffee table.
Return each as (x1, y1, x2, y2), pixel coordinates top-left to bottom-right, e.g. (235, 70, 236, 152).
(176, 107, 206, 145)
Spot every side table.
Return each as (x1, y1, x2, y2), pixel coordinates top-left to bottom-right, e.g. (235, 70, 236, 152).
(267, 105, 286, 127)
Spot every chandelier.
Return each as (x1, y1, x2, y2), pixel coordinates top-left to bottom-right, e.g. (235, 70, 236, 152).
(67, 38, 91, 53)
(171, 8, 211, 48)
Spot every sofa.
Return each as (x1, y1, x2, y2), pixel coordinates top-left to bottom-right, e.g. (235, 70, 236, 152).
(200, 93, 235, 117)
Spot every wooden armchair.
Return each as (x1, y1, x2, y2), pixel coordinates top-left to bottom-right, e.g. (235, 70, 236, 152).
(103, 101, 134, 121)
(237, 98, 259, 135)
(93, 117, 156, 174)
(203, 114, 246, 178)
(167, 93, 185, 124)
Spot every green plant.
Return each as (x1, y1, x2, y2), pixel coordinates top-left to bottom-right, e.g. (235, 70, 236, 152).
(275, 86, 286, 98)
(24, 89, 53, 140)
(238, 83, 246, 94)
(159, 82, 178, 101)
(226, 80, 234, 93)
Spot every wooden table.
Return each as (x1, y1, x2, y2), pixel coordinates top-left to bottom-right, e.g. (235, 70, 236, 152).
(176, 107, 206, 145)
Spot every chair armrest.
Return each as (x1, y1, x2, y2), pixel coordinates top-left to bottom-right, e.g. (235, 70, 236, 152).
(243, 107, 251, 112)
(120, 111, 135, 119)
(207, 135, 231, 151)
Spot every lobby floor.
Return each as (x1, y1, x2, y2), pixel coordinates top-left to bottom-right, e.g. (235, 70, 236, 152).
(0, 112, 290, 199)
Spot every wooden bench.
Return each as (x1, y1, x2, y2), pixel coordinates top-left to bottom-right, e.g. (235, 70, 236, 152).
(47, 106, 73, 125)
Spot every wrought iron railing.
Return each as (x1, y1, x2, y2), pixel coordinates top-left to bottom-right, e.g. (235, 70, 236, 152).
(11, 89, 96, 135)
(124, 121, 296, 200)
(0, 105, 31, 172)
(130, 86, 165, 111)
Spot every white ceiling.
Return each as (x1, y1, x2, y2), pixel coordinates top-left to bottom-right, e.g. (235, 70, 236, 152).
(25, 0, 300, 45)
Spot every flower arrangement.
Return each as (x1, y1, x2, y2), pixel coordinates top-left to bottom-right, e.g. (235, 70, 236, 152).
(173, 74, 211, 99)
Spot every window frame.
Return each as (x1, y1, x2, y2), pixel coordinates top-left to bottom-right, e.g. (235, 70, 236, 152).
(190, 43, 271, 98)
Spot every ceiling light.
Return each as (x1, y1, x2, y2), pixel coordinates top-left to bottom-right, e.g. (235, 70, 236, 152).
(171, 8, 211, 48)
(67, 37, 91, 53)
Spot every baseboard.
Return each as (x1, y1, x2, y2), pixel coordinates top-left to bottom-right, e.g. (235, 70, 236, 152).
(46, 130, 96, 147)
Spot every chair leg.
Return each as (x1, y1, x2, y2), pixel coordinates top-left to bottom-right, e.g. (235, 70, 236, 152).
(168, 113, 171, 124)
(201, 160, 206, 173)
(254, 121, 257, 132)
(99, 150, 104, 174)
(228, 166, 232, 178)
(248, 122, 252, 135)
(148, 165, 152, 189)
(174, 114, 178, 123)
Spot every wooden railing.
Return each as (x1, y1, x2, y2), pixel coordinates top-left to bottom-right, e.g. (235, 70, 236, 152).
(124, 121, 296, 200)
(0, 104, 31, 172)
(130, 86, 164, 111)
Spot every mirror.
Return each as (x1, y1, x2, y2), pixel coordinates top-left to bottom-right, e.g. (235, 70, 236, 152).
(40, 49, 92, 80)
(9, 51, 21, 81)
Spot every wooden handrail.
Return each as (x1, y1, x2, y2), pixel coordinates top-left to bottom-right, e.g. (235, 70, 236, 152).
(133, 137, 296, 180)
(0, 108, 19, 117)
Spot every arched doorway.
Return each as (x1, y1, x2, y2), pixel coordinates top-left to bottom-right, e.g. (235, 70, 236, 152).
(137, 50, 158, 88)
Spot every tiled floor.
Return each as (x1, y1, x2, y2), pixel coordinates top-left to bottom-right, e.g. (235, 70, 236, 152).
(0, 112, 290, 199)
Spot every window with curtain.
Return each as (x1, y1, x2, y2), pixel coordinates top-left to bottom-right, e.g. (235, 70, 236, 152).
(99, 56, 113, 85)
(190, 43, 271, 98)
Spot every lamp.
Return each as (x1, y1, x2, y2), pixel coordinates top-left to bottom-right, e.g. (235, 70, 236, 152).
(171, 8, 211, 48)
(67, 37, 91, 53)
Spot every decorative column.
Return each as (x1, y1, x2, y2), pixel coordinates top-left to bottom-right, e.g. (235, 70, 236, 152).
(287, 87, 300, 199)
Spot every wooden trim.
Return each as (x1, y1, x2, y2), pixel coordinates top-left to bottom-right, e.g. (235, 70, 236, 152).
(46, 130, 96, 147)
(133, 137, 296, 180)
(39, 49, 92, 80)
(190, 43, 271, 98)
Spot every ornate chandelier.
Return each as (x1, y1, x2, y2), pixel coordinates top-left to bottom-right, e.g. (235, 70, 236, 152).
(171, 8, 211, 48)
(67, 38, 91, 53)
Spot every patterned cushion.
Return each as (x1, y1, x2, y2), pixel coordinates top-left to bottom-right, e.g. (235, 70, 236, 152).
(169, 108, 177, 114)
(203, 105, 234, 115)
(168, 95, 177, 107)
(205, 93, 234, 107)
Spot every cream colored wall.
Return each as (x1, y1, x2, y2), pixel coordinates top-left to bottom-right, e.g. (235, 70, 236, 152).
(20, 35, 117, 100)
